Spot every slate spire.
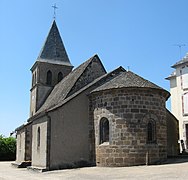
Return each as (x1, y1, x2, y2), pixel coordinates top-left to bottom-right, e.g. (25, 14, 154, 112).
(37, 20, 72, 66)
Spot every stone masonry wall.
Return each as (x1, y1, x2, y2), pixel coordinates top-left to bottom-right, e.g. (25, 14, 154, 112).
(68, 57, 106, 97)
(89, 88, 167, 167)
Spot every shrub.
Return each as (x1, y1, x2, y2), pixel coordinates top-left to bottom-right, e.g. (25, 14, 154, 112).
(0, 135, 16, 161)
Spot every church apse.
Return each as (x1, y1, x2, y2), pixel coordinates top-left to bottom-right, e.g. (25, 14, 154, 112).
(89, 70, 169, 167)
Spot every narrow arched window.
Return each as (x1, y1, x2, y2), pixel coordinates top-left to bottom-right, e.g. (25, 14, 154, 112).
(58, 72, 63, 83)
(100, 118, 109, 144)
(147, 120, 156, 144)
(37, 127, 40, 148)
(32, 74, 34, 86)
(46, 70, 52, 85)
(34, 72, 37, 84)
(32, 72, 36, 87)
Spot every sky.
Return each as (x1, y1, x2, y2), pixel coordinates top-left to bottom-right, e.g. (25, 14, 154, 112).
(1, 0, 188, 137)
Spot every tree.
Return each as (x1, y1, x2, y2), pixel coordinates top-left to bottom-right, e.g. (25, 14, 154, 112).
(0, 135, 16, 161)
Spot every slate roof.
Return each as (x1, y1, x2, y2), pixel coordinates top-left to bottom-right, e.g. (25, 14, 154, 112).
(37, 20, 72, 66)
(37, 55, 102, 113)
(172, 53, 188, 68)
(92, 70, 168, 95)
(29, 66, 125, 121)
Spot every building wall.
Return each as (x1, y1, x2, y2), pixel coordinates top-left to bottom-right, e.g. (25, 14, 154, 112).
(16, 130, 25, 163)
(31, 116, 48, 168)
(30, 61, 73, 117)
(68, 57, 106, 97)
(49, 89, 92, 170)
(170, 77, 178, 119)
(170, 67, 183, 140)
(30, 84, 52, 117)
(90, 88, 168, 167)
(24, 124, 32, 161)
(36, 85, 52, 112)
(30, 87, 37, 116)
(166, 110, 179, 156)
(169, 65, 188, 149)
(37, 62, 73, 87)
(15, 123, 32, 164)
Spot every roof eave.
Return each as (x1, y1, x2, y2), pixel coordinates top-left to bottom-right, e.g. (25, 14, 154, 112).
(171, 61, 188, 68)
(90, 86, 170, 100)
(165, 75, 176, 80)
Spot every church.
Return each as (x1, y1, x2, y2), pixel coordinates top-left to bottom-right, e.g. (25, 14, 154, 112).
(14, 20, 179, 171)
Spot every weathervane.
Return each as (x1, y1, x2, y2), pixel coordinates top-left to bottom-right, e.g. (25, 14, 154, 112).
(52, 3, 58, 19)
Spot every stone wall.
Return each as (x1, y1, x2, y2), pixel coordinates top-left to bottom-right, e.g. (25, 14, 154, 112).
(30, 61, 73, 116)
(89, 88, 168, 167)
(68, 56, 106, 97)
(166, 110, 179, 156)
(37, 62, 73, 87)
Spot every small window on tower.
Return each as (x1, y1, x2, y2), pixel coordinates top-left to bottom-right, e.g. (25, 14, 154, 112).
(46, 70, 52, 85)
(58, 72, 63, 83)
(32, 74, 34, 86)
(34, 72, 37, 84)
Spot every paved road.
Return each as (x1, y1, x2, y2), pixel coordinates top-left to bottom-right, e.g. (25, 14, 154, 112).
(0, 159, 188, 180)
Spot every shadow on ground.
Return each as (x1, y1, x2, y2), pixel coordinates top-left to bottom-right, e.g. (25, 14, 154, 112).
(163, 156, 188, 165)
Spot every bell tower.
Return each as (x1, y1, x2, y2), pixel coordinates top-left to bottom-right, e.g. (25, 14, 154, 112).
(30, 20, 73, 117)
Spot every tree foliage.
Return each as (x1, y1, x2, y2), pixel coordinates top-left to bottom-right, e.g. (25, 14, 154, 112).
(0, 135, 16, 161)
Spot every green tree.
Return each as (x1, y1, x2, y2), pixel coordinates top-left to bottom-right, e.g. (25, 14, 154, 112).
(0, 135, 16, 161)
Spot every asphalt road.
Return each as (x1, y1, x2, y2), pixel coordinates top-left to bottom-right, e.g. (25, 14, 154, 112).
(0, 159, 188, 180)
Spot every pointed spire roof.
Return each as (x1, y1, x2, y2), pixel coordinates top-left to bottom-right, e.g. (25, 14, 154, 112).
(37, 20, 72, 66)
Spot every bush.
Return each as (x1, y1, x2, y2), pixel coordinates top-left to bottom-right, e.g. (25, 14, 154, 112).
(0, 135, 16, 161)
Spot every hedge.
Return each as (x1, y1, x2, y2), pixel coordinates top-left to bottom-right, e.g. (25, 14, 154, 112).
(0, 135, 16, 161)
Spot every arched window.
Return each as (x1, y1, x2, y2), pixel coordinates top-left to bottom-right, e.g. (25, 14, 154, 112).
(100, 118, 109, 144)
(32, 74, 34, 86)
(34, 72, 37, 84)
(58, 72, 63, 83)
(147, 120, 156, 144)
(46, 70, 52, 85)
(37, 127, 40, 148)
(32, 72, 37, 87)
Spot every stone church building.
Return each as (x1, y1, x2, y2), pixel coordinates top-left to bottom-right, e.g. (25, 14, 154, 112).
(14, 20, 179, 171)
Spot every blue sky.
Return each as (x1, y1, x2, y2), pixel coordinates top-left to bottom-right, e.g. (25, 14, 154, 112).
(1, 0, 188, 136)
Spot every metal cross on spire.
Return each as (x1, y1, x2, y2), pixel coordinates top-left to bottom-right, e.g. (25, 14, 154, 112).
(52, 3, 58, 19)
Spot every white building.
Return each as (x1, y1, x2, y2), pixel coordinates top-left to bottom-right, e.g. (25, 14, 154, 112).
(167, 53, 188, 151)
